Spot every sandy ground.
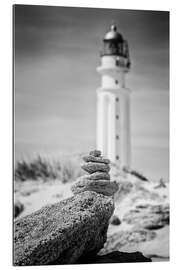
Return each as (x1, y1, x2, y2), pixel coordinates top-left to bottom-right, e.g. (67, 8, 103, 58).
(14, 180, 73, 217)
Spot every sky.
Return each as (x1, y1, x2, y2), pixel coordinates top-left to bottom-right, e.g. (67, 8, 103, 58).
(14, 5, 169, 180)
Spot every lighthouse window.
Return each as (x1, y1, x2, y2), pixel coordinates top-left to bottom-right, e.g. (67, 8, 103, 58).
(116, 135, 119, 140)
(116, 97, 119, 102)
(116, 59, 120, 66)
(115, 80, 118, 85)
(116, 115, 119, 120)
(116, 155, 119, 160)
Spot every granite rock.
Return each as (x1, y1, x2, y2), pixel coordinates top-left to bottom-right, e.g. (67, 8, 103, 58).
(14, 191, 114, 266)
(71, 179, 119, 197)
(89, 150, 101, 157)
(83, 155, 110, 164)
(81, 162, 110, 174)
(81, 172, 110, 181)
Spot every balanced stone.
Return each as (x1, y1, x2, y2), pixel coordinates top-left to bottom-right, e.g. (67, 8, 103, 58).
(71, 179, 119, 197)
(81, 162, 110, 174)
(82, 172, 110, 181)
(72, 150, 118, 197)
(83, 155, 110, 164)
(89, 150, 101, 157)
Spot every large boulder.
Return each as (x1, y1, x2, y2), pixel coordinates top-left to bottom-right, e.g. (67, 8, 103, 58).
(14, 191, 114, 266)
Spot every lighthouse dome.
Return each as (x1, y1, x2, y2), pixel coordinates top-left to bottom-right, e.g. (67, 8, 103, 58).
(100, 23, 130, 68)
(103, 24, 123, 41)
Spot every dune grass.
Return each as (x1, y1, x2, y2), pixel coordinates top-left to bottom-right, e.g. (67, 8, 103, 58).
(15, 155, 83, 183)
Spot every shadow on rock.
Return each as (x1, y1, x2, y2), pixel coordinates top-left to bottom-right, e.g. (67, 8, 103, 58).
(99, 229, 156, 255)
(77, 251, 151, 264)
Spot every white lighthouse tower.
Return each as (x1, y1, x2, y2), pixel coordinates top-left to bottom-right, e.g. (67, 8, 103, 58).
(96, 24, 131, 169)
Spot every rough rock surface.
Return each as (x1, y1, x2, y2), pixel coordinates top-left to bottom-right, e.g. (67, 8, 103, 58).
(81, 162, 110, 174)
(89, 150, 101, 157)
(82, 172, 110, 181)
(83, 155, 110, 164)
(72, 179, 119, 196)
(77, 251, 151, 264)
(72, 150, 118, 199)
(14, 191, 114, 266)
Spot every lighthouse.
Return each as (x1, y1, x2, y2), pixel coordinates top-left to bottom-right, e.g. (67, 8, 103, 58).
(96, 24, 131, 168)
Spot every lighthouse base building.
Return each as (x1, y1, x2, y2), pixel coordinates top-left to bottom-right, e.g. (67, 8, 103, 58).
(96, 24, 131, 169)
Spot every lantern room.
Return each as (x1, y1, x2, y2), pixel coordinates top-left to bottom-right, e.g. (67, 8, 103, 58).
(101, 24, 131, 69)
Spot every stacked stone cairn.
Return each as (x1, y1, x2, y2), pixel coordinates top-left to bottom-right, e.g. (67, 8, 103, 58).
(14, 150, 119, 266)
(72, 150, 119, 197)
(14, 149, 152, 265)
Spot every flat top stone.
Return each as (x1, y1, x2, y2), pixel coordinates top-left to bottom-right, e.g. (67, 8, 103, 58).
(89, 150, 101, 157)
